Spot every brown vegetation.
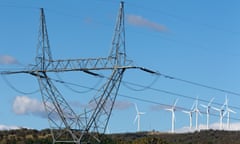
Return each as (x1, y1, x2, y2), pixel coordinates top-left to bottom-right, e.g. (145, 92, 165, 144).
(0, 129, 240, 144)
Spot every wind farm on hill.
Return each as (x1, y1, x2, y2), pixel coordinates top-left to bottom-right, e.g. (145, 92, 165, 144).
(133, 96, 236, 133)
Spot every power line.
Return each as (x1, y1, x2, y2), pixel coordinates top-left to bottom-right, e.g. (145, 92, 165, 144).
(122, 74, 159, 91)
(123, 82, 240, 111)
(2, 69, 240, 126)
(55, 73, 104, 94)
(2, 67, 240, 110)
(158, 72, 240, 97)
(1, 74, 40, 95)
(46, 73, 240, 111)
(48, 76, 240, 121)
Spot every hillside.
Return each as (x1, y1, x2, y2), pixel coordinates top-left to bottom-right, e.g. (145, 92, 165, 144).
(0, 129, 240, 144)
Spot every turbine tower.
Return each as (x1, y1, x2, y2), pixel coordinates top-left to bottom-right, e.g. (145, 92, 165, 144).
(193, 97, 201, 131)
(0, 2, 156, 143)
(212, 99, 226, 130)
(182, 103, 194, 131)
(223, 96, 236, 129)
(165, 99, 178, 133)
(134, 103, 145, 132)
(201, 97, 214, 130)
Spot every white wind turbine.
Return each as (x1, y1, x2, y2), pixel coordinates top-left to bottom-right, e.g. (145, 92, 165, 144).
(201, 97, 214, 130)
(223, 96, 236, 129)
(182, 103, 194, 131)
(212, 98, 226, 130)
(134, 103, 145, 132)
(193, 97, 201, 131)
(165, 99, 178, 133)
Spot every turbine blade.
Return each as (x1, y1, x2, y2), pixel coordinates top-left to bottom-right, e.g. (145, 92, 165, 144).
(227, 108, 236, 114)
(134, 103, 139, 113)
(201, 104, 207, 108)
(225, 95, 228, 105)
(210, 97, 215, 103)
(165, 108, 172, 111)
(191, 103, 195, 110)
(182, 110, 190, 114)
(134, 115, 138, 124)
(173, 98, 179, 107)
(221, 104, 225, 110)
(139, 112, 146, 115)
(223, 111, 228, 117)
(212, 106, 220, 112)
(222, 95, 228, 109)
(208, 97, 215, 106)
(198, 110, 202, 116)
(196, 96, 199, 106)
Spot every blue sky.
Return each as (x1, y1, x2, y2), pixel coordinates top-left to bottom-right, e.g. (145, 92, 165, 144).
(1, 0, 240, 133)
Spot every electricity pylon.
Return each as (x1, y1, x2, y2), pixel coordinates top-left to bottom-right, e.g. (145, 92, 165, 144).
(1, 2, 155, 143)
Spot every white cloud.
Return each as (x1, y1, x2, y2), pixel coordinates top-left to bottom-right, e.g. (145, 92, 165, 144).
(176, 122, 240, 133)
(201, 122, 240, 131)
(114, 101, 132, 110)
(126, 14, 168, 32)
(0, 125, 20, 130)
(0, 55, 18, 65)
(12, 96, 46, 117)
(82, 100, 132, 111)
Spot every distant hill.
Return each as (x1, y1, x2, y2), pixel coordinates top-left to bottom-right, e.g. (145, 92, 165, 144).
(109, 130, 240, 144)
(0, 128, 240, 144)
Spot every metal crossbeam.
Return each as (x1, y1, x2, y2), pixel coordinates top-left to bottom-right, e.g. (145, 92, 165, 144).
(1, 57, 133, 74)
(0, 2, 154, 144)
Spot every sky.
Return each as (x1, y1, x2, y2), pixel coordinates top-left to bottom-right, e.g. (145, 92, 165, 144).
(1, 0, 240, 133)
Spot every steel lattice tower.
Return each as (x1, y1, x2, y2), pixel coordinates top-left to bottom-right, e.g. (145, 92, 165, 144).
(1, 1, 155, 143)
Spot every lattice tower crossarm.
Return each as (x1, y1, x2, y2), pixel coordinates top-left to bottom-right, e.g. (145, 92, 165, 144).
(0, 1, 157, 144)
(1, 2, 131, 144)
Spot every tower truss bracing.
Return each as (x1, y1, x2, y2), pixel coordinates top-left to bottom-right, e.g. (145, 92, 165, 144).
(1, 1, 155, 143)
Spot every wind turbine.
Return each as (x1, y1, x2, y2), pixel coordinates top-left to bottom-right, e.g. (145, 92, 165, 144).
(212, 98, 226, 130)
(165, 99, 178, 133)
(134, 103, 145, 132)
(182, 103, 194, 131)
(201, 97, 214, 130)
(223, 96, 236, 129)
(193, 97, 201, 131)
